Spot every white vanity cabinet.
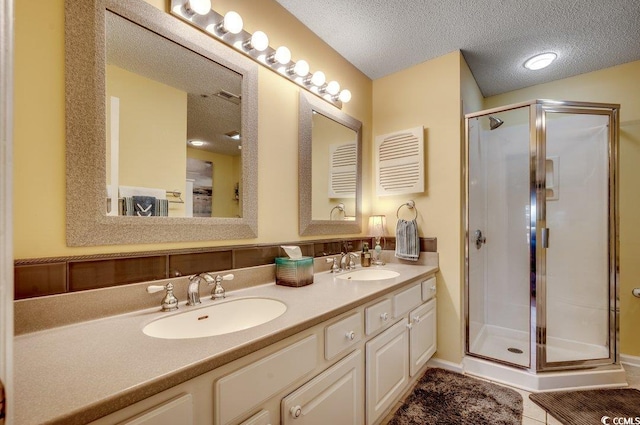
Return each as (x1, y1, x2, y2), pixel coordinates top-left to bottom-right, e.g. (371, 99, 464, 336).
(365, 279, 437, 424)
(87, 273, 437, 425)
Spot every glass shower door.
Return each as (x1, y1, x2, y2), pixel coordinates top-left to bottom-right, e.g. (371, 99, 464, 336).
(466, 106, 532, 368)
(538, 107, 616, 369)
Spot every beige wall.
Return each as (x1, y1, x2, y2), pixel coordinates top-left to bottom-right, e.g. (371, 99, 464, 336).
(187, 147, 240, 218)
(373, 51, 466, 364)
(107, 65, 187, 217)
(485, 60, 640, 357)
(13, 0, 372, 258)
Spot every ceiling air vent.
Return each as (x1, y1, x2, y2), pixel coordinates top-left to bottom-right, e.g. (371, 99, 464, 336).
(375, 126, 425, 196)
(214, 90, 241, 105)
(329, 142, 357, 198)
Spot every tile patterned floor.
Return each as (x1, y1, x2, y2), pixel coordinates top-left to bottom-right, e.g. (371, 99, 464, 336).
(380, 364, 640, 425)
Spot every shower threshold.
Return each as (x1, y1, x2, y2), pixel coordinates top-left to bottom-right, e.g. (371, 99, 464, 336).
(463, 356, 627, 392)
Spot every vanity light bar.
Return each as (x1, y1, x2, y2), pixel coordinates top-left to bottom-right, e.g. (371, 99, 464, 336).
(170, 0, 351, 108)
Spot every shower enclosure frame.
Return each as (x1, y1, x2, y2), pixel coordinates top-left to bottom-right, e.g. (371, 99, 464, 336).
(464, 99, 620, 374)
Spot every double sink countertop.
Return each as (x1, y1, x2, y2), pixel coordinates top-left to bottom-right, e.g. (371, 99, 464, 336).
(14, 261, 437, 425)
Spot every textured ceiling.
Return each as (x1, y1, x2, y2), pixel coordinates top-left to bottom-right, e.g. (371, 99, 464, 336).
(273, 0, 640, 97)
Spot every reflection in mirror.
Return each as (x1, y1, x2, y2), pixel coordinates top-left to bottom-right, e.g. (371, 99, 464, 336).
(105, 11, 242, 218)
(311, 112, 357, 221)
(299, 92, 362, 236)
(65, 0, 258, 246)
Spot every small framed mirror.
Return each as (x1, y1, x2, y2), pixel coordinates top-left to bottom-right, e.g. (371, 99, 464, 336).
(65, 0, 258, 245)
(299, 91, 362, 235)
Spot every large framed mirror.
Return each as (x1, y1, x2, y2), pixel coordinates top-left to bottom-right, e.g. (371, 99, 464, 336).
(299, 92, 362, 235)
(66, 0, 258, 246)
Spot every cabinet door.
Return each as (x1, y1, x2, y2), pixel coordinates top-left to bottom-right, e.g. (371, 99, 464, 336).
(365, 319, 409, 425)
(409, 298, 437, 377)
(281, 350, 363, 425)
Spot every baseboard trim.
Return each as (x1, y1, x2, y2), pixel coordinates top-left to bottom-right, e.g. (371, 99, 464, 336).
(620, 353, 640, 368)
(427, 357, 463, 373)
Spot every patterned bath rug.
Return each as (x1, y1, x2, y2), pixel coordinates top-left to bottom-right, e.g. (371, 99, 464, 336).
(530, 388, 640, 425)
(388, 368, 523, 424)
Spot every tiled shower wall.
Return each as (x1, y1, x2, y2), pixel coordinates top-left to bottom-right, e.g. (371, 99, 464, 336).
(15, 237, 437, 299)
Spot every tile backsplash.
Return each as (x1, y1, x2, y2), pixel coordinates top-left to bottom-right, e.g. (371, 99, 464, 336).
(14, 237, 436, 299)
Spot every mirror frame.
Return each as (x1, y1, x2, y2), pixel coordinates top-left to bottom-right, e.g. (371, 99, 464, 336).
(298, 91, 362, 236)
(65, 0, 258, 246)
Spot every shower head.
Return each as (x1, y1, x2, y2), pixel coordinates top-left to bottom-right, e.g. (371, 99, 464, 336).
(489, 116, 504, 130)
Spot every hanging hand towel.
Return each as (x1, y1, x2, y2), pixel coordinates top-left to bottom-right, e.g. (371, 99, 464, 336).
(395, 218, 420, 261)
(154, 198, 169, 217)
(132, 195, 156, 216)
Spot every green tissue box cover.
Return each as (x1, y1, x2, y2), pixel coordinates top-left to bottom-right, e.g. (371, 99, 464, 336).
(275, 257, 314, 287)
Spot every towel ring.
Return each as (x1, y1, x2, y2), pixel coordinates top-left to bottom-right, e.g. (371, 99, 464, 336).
(396, 200, 418, 220)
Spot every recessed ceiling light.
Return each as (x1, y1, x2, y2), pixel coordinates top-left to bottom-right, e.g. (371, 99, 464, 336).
(225, 131, 241, 140)
(524, 52, 557, 70)
(189, 140, 205, 147)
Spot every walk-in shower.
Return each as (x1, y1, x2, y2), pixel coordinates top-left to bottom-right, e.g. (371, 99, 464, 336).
(464, 100, 626, 391)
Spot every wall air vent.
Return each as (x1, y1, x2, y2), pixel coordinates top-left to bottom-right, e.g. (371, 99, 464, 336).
(214, 90, 241, 105)
(329, 142, 357, 198)
(375, 126, 425, 196)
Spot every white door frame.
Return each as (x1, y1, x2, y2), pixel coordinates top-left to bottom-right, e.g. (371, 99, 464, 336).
(0, 0, 14, 422)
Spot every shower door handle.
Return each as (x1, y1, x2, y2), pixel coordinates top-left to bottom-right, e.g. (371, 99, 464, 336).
(541, 228, 550, 248)
(474, 230, 486, 249)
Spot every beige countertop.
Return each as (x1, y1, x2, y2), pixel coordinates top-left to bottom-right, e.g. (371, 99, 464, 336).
(14, 262, 437, 425)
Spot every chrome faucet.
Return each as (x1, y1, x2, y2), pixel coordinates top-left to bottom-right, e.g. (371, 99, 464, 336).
(187, 273, 215, 306)
(340, 252, 358, 271)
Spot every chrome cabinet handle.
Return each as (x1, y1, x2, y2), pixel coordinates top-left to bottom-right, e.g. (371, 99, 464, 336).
(345, 331, 356, 341)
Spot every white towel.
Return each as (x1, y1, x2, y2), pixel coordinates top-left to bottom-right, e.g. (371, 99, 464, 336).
(395, 219, 420, 261)
(118, 185, 167, 199)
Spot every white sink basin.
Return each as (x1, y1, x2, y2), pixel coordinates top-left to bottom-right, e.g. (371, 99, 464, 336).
(143, 298, 287, 339)
(335, 269, 400, 281)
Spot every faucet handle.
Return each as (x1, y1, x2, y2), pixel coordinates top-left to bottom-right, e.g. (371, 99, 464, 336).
(147, 282, 179, 312)
(210, 274, 233, 300)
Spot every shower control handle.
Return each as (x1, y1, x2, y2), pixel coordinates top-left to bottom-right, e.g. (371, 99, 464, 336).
(474, 230, 487, 249)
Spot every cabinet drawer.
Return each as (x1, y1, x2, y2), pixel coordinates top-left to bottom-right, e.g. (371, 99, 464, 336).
(282, 350, 363, 425)
(240, 410, 271, 425)
(421, 276, 436, 301)
(121, 394, 193, 425)
(365, 298, 392, 336)
(393, 283, 422, 318)
(325, 312, 362, 360)
(215, 335, 317, 425)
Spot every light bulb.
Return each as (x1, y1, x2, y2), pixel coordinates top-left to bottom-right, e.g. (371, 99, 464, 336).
(524, 52, 557, 70)
(268, 46, 291, 65)
(338, 89, 352, 103)
(326, 80, 340, 96)
(310, 71, 326, 87)
(220, 11, 243, 34)
(290, 60, 309, 77)
(245, 31, 269, 52)
(185, 0, 211, 16)
(190, 140, 205, 147)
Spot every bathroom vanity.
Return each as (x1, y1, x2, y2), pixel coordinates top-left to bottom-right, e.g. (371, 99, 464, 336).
(13, 262, 437, 425)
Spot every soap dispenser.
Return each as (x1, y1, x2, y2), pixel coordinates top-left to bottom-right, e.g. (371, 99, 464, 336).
(361, 242, 372, 267)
